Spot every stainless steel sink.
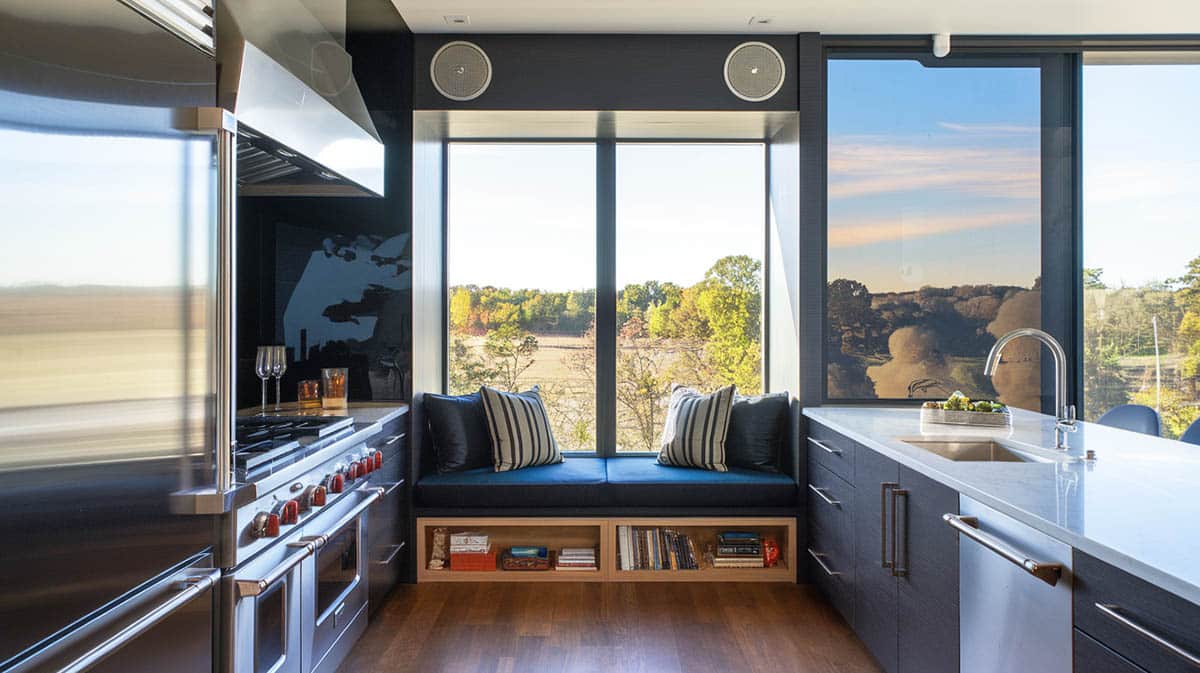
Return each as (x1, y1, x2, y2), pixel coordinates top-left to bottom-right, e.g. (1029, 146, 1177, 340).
(897, 438, 1057, 463)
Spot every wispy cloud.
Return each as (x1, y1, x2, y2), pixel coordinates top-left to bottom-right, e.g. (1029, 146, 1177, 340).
(828, 135, 1039, 200)
(827, 210, 1038, 248)
(937, 122, 1039, 135)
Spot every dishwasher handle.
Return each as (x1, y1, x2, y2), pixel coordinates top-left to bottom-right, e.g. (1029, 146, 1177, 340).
(943, 513, 1062, 587)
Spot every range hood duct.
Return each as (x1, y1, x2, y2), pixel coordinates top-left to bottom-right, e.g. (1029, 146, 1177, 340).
(217, 0, 384, 197)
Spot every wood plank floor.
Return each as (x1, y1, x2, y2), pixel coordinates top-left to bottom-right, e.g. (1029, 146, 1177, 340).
(337, 583, 882, 673)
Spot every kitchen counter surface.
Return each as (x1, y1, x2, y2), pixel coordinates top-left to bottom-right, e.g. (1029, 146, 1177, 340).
(804, 406, 1200, 607)
(238, 401, 408, 428)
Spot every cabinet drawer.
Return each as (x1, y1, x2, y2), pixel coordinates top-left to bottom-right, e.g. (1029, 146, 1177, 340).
(808, 461, 853, 557)
(1074, 551, 1200, 673)
(1076, 629, 1149, 673)
(808, 422, 855, 482)
(809, 522, 854, 626)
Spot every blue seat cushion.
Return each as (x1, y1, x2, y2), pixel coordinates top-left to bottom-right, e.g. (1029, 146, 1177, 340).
(416, 457, 609, 508)
(605, 457, 796, 508)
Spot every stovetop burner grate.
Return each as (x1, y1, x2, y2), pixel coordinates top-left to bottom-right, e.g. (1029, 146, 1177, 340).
(234, 416, 355, 476)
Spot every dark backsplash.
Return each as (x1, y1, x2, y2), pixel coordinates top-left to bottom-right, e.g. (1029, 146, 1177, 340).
(236, 4, 414, 410)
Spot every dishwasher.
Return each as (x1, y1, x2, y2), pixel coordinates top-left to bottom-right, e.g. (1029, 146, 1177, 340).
(947, 496, 1073, 673)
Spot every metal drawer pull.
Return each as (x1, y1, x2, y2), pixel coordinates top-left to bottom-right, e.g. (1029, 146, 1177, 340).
(57, 568, 220, 673)
(881, 482, 898, 568)
(1095, 603, 1200, 667)
(375, 541, 407, 566)
(807, 548, 842, 577)
(809, 438, 842, 456)
(808, 483, 841, 507)
(306, 486, 386, 550)
(383, 479, 406, 497)
(384, 434, 405, 446)
(943, 514, 1062, 587)
(890, 488, 908, 577)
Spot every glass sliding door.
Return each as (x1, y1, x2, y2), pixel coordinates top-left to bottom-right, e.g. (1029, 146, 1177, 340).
(1082, 55, 1200, 436)
(825, 58, 1043, 410)
(446, 143, 597, 451)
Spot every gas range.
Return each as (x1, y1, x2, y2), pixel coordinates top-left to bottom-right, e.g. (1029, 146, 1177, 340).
(234, 415, 356, 481)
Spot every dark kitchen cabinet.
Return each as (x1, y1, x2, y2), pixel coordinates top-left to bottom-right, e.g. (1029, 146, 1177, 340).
(1074, 550, 1200, 673)
(807, 422, 960, 673)
(896, 466, 959, 673)
(852, 446, 900, 673)
(367, 409, 410, 614)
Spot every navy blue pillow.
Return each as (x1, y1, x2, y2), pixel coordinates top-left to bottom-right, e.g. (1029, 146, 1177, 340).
(424, 392, 493, 473)
(725, 392, 790, 472)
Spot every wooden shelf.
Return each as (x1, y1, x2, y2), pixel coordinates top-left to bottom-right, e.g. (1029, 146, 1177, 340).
(416, 516, 795, 583)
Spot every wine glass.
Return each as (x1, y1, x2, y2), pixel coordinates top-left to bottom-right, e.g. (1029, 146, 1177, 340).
(271, 345, 288, 411)
(255, 346, 273, 412)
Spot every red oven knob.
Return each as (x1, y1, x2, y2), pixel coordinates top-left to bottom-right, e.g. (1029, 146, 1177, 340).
(281, 499, 299, 525)
(251, 511, 280, 538)
(359, 457, 372, 475)
(312, 485, 327, 507)
(327, 473, 345, 494)
(347, 463, 360, 480)
(374, 451, 383, 470)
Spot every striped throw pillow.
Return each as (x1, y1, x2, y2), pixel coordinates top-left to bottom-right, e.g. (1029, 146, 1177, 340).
(657, 384, 736, 472)
(479, 385, 564, 472)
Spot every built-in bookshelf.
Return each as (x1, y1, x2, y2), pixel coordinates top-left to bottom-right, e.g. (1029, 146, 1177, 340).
(416, 517, 796, 583)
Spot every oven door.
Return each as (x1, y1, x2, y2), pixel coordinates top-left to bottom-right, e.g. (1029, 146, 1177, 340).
(304, 486, 382, 673)
(229, 540, 313, 673)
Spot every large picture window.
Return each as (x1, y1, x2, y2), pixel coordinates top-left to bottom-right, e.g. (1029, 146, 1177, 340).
(446, 143, 597, 451)
(614, 143, 765, 452)
(825, 58, 1043, 410)
(1082, 58, 1200, 436)
(446, 141, 767, 454)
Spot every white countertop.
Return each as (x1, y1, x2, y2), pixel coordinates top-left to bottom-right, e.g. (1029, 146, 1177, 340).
(804, 406, 1200, 607)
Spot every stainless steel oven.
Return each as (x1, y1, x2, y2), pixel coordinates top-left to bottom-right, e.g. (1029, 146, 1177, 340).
(304, 487, 379, 673)
(226, 485, 381, 673)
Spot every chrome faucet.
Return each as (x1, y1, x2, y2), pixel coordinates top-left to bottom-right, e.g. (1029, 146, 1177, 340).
(984, 328, 1076, 450)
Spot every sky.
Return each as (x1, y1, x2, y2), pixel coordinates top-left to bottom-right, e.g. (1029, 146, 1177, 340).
(446, 142, 765, 292)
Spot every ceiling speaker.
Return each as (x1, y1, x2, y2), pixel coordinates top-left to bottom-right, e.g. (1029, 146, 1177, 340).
(723, 42, 785, 102)
(431, 41, 492, 101)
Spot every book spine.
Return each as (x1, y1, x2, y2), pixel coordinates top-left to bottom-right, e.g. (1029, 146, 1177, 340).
(619, 526, 629, 571)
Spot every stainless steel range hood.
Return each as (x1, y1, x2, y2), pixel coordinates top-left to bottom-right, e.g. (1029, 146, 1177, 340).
(217, 0, 384, 197)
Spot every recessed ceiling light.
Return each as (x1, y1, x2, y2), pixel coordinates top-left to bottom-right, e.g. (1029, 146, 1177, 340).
(444, 14, 469, 26)
(748, 16, 773, 26)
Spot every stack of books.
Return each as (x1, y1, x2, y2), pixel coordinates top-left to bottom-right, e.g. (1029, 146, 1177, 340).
(617, 526, 699, 570)
(713, 531, 764, 568)
(449, 532, 495, 571)
(555, 547, 598, 571)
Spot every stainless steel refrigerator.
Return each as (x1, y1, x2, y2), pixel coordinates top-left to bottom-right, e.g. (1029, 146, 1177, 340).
(0, 2, 228, 672)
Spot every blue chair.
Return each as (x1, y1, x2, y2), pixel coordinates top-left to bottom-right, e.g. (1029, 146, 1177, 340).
(1097, 404, 1161, 437)
(1180, 417, 1200, 445)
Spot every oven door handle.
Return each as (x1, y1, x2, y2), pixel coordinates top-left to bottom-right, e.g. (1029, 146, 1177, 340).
(236, 543, 316, 598)
(56, 568, 220, 673)
(308, 486, 385, 550)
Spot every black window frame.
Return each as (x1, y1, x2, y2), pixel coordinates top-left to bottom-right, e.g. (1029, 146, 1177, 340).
(443, 138, 771, 458)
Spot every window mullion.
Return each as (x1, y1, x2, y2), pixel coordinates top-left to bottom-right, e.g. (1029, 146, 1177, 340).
(596, 140, 617, 457)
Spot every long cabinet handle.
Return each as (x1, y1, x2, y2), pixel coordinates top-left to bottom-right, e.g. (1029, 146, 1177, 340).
(1095, 603, 1200, 667)
(891, 488, 909, 577)
(384, 434, 405, 446)
(808, 483, 841, 507)
(943, 514, 1062, 587)
(306, 486, 386, 550)
(382, 479, 406, 497)
(807, 548, 842, 577)
(880, 482, 898, 568)
(375, 541, 407, 566)
(809, 438, 842, 456)
(55, 568, 219, 673)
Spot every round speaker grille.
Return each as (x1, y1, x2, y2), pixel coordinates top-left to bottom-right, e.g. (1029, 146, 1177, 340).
(724, 42, 785, 102)
(431, 41, 492, 101)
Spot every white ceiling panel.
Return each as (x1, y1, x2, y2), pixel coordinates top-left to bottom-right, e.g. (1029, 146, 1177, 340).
(390, 0, 1200, 35)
